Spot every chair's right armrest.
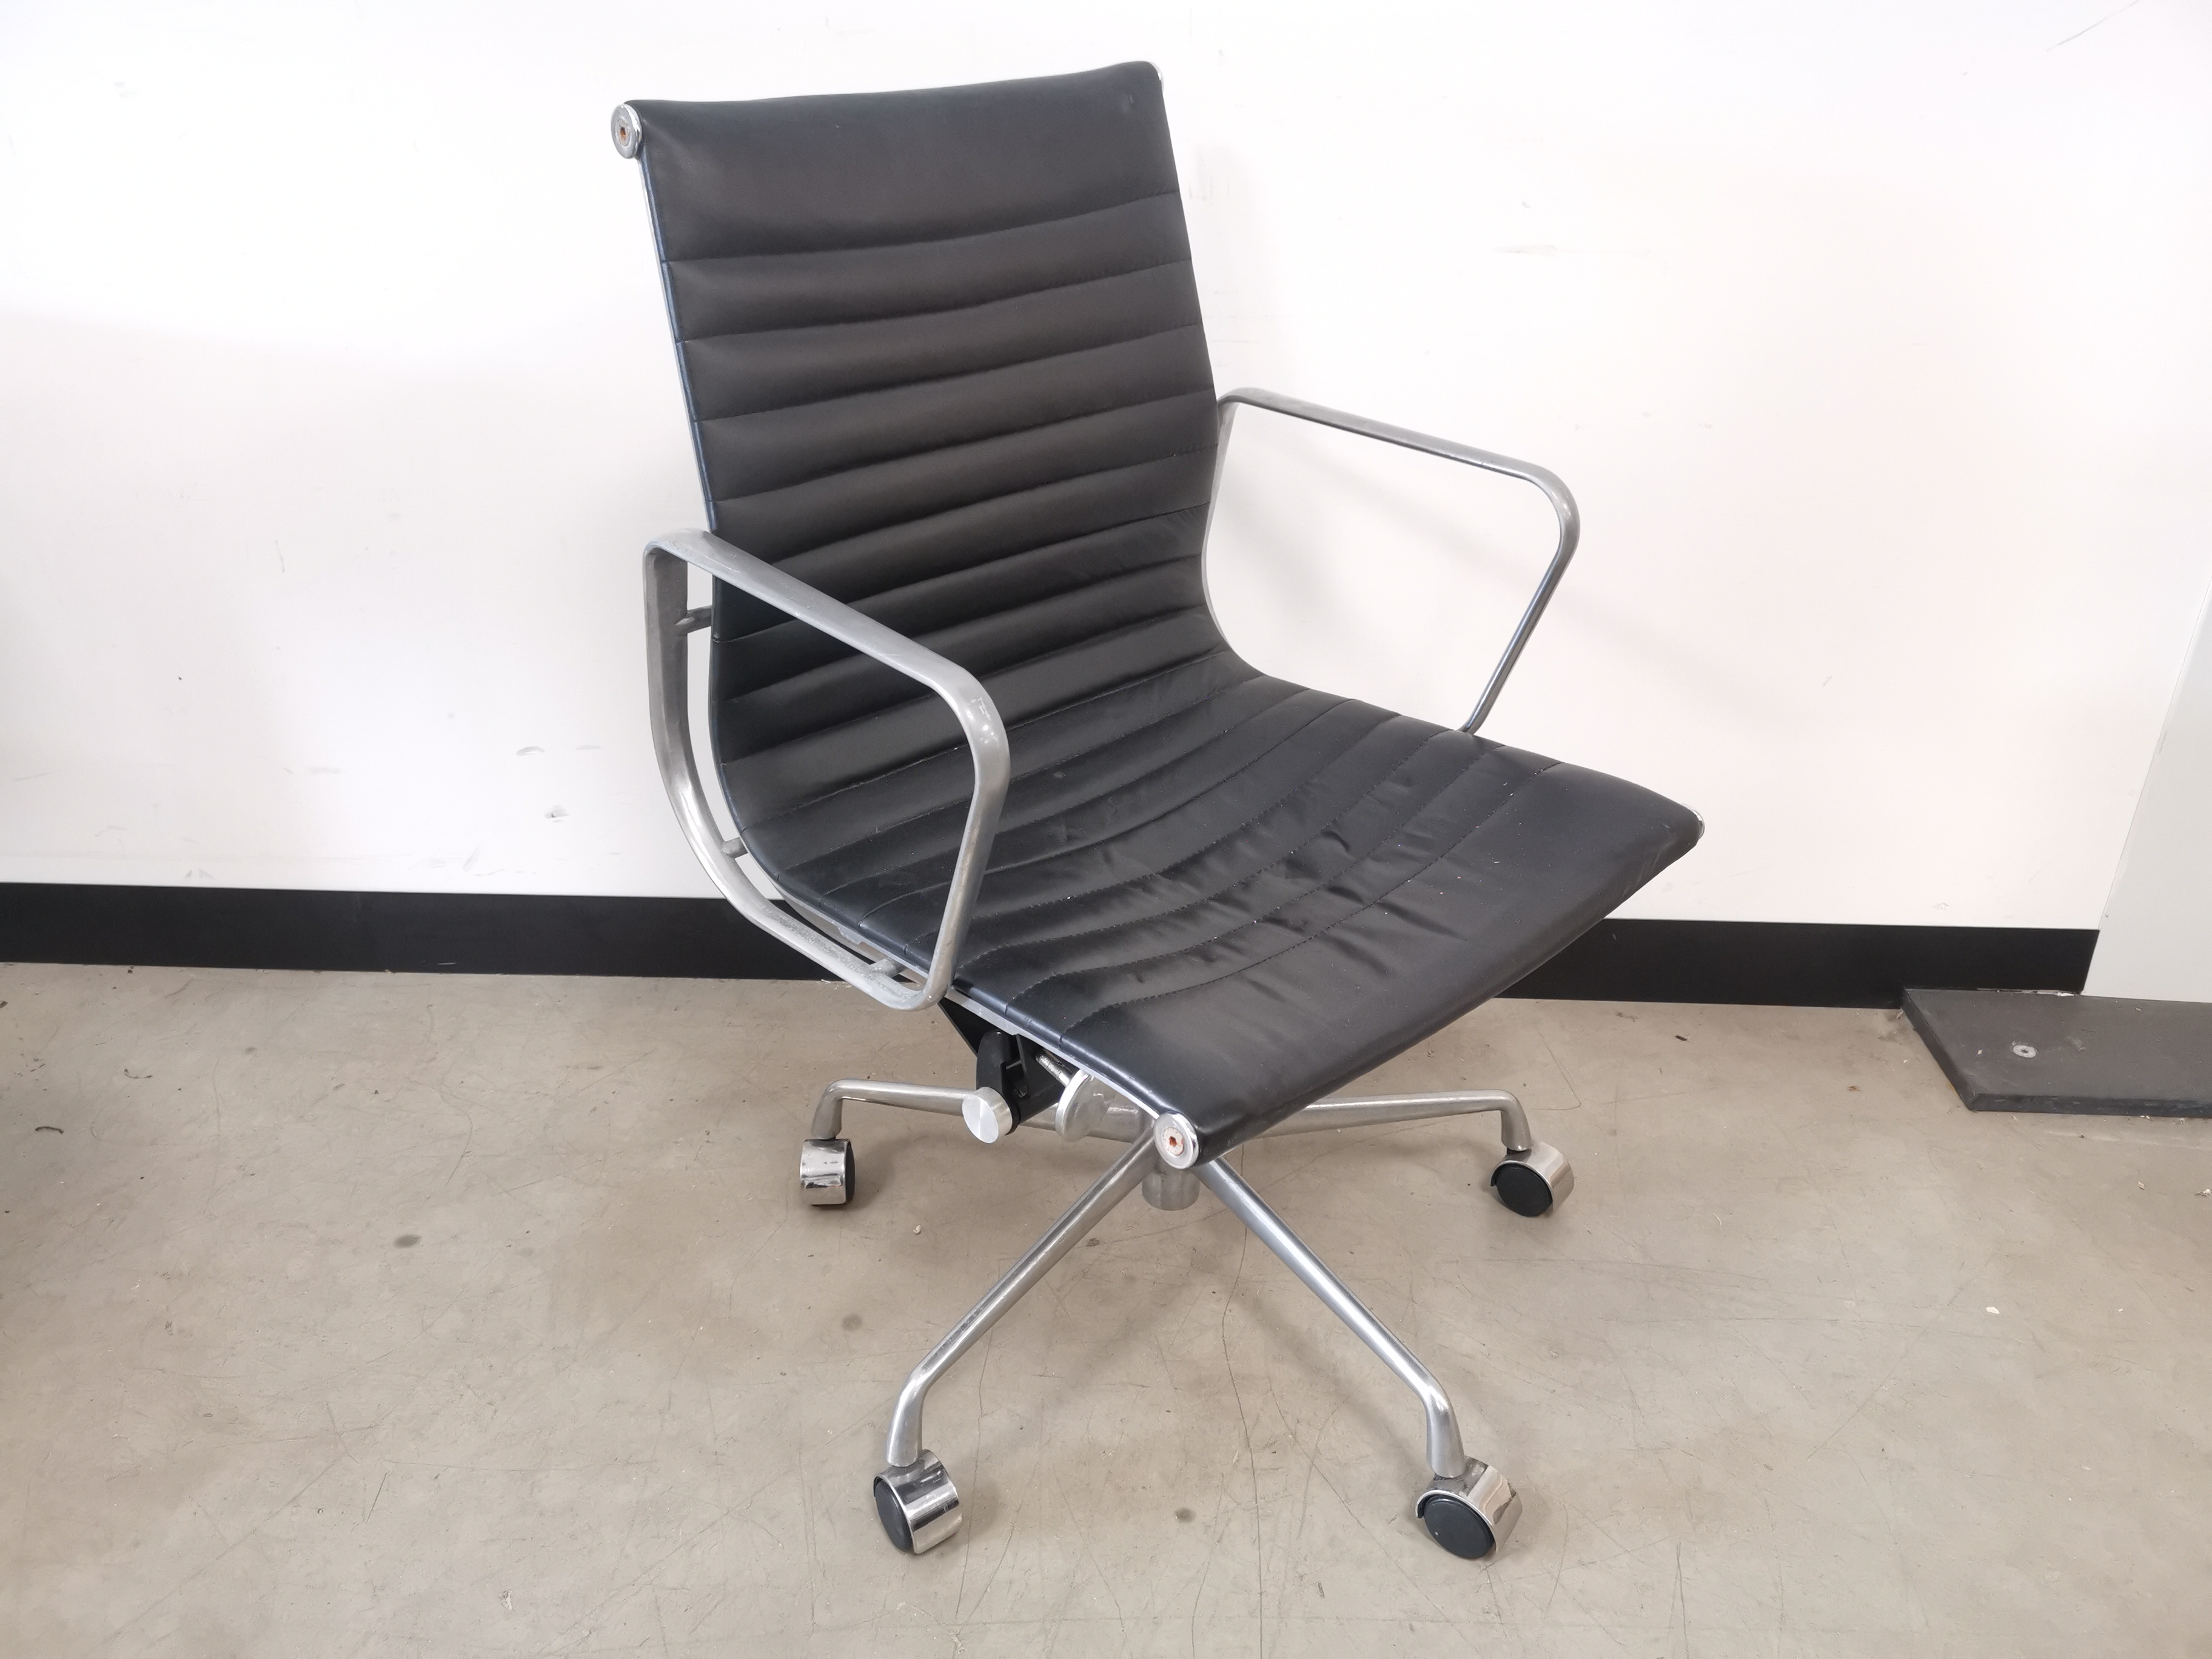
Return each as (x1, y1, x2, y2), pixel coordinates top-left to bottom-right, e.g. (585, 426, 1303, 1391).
(643, 529, 1010, 1012)
(1215, 388, 1581, 734)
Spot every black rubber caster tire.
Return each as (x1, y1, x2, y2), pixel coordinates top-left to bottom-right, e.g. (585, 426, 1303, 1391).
(1418, 1492, 1498, 1560)
(1490, 1160, 1554, 1217)
(873, 1472, 915, 1552)
(873, 1452, 962, 1553)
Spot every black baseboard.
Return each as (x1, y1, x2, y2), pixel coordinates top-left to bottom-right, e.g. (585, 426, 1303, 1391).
(0, 883, 2096, 1010)
(0, 883, 820, 982)
(1503, 917, 2094, 1007)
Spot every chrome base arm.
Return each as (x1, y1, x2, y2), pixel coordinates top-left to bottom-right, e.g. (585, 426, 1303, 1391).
(1267, 1088, 1532, 1154)
(1256, 1087, 1572, 1216)
(885, 1136, 1158, 1469)
(1198, 1158, 1470, 1479)
(810, 1078, 1011, 1144)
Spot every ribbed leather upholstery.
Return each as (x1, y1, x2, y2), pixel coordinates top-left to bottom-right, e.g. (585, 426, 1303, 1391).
(627, 65, 1701, 1159)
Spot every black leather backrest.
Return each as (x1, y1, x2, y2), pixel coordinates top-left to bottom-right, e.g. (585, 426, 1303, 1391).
(627, 65, 1223, 826)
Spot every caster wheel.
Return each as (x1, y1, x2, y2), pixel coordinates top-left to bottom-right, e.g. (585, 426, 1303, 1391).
(1490, 1140, 1572, 1216)
(1415, 1459, 1520, 1560)
(874, 1451, 962, 1553)
(799, 1137, 855, 1206)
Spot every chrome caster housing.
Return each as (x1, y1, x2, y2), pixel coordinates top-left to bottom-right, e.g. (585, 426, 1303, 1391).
(799, 1137, 855, 1206)
(1490, 1139, 1572, 1216)
(1141, 1167, 1200, 1210)
(1415, 1459, 1521, 1560)
(874, 1450, 962, 1553)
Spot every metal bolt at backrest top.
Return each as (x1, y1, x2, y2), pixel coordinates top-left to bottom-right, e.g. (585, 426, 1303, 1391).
(610, 104, 643, 158)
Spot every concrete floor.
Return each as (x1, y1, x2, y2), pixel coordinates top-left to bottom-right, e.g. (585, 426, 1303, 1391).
(2, 966, 2210, 1657)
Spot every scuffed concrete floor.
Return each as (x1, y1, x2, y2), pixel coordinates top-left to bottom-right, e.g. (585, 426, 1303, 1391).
(2, 965, 2210, 1657)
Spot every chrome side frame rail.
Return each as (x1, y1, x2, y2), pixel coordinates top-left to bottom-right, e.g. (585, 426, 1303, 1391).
(809, 1078, 1009, 1140)
(643, 529, 1010, 1011)
(1215, 387, 1581, 733)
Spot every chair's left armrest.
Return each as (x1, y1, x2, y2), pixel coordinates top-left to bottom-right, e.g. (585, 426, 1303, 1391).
(643, 529, 1010, 1011)
(1217, 387, 1581, 733)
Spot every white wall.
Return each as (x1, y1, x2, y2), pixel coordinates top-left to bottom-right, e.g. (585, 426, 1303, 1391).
(2087, 586, 2212, 1000)
(3, 1, 2208, 924)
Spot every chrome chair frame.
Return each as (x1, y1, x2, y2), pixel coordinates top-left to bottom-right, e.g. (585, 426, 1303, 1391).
(642, 389, 1583, 1563)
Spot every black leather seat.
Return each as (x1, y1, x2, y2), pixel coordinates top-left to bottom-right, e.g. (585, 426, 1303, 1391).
(745, 656, 1695, 1153)
(625, 62, 1700, 1160)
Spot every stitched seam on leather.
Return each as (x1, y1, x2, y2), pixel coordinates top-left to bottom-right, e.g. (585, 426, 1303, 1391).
(956, 726, 1460, 976)
(809, 682, 1325, 908)
(736, 607, 1221, 834)
(788, 691, 1281, 899)
(720, 501, 1208, 697)
(724, 530, 1197, 690)
(699, 326, 1205, 460)
(1036, 761, 1564, 1032)
(942, 683, 1301, 863)
(724, 610, 1218, 780)
(714, 443, 1218, 567)
(668, 187, 1184, 276)
(787, 679, 1264, 869)
(973, 726, 1464, 985)
(948, 598, 1210, 692)
(752, 500, 1212, 628)
(699, 333, 1211, 495)
(723, 568, 1204, 723)
(716, 389, 1213, 515)
(697, 320, 1206, 437)
(744, 646, 1244, 836)
(829, 520, 1192, 623)
(1041, 762, 1557, 1025)
(679, 250, 1197, 347)
(942, 710, 1415, 934)
(845, 697, 1369, 928)
(757, 499, 1207, 609)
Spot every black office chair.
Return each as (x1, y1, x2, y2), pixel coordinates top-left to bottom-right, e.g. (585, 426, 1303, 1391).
(613, 63, 1698, 1563)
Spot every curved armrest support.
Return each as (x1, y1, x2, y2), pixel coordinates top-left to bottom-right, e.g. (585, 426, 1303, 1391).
(1217, 387, 1581, 733)
(643, 529, 1010, 1011)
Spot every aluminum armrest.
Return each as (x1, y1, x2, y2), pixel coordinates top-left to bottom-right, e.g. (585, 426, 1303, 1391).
(1216, 387, 1581, 733)
(643, 529, 1010, 1011)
